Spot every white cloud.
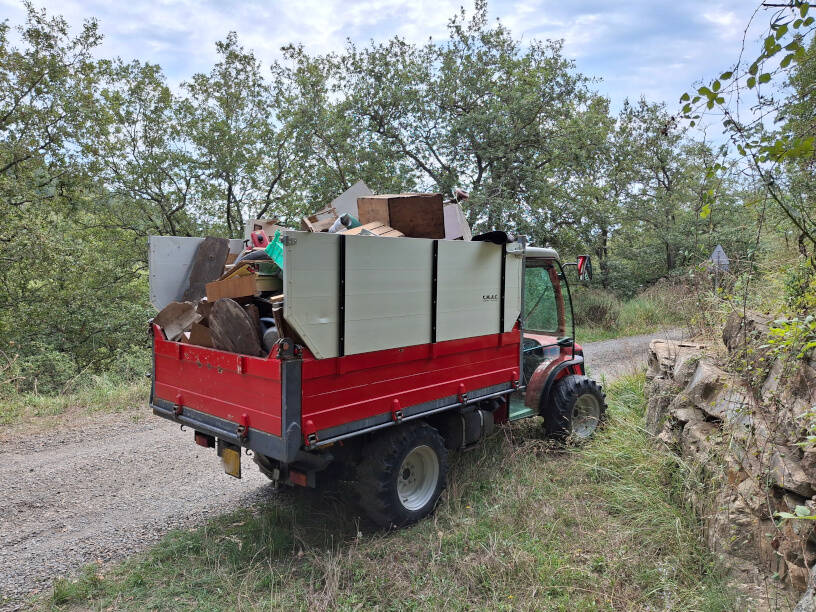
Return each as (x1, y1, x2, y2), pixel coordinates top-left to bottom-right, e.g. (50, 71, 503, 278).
(2, 0, 768, 110)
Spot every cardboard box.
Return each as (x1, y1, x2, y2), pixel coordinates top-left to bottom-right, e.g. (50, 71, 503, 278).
(301, 207, 338, 232)
(338, 221, 404, 237)
(356, 193, 444, 239)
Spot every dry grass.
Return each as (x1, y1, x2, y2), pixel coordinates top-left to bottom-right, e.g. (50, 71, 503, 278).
(41, 373, 735, 611)
(0, 378, 147, 434)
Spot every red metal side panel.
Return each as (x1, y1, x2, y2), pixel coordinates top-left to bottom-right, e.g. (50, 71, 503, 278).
(300, 329, 521, 433)
(153, 327, 283, 436)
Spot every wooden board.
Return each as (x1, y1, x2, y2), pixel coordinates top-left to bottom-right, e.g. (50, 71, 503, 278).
(153, 301, 201, 341)
(188, 321, 214, 348)
(182, 236, 230, 301)
(208, 298, 263, 356)
(206, 275, 258, 301)
(301, 207, 338, 232)
(338, 221, 404, 237)
(356, 193, 444, 239)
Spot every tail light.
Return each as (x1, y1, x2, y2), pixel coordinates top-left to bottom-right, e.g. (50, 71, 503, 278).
(194, 431, 215, 448)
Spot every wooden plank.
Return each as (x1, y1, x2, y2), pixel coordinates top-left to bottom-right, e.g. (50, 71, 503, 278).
(182, 236, 230, 301)
(208, 298, 263, 356)
(301, 206, 338, 232)
(205, 275, 257, 301)
(154, 301, 201, 341)
(188, 322, 214, 348)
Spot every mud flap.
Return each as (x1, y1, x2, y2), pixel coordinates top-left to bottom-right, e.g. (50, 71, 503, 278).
(217, 439, 242, 479)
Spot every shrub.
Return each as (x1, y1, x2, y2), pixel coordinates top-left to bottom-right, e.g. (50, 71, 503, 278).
(572, 287, 621, 328)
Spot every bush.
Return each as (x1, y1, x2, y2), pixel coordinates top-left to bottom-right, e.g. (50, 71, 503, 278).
(784, 258, 816, 313)
(572, 287, 621, 328)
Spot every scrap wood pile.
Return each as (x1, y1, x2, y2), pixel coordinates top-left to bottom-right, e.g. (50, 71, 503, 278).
(150, 190, 472, 358)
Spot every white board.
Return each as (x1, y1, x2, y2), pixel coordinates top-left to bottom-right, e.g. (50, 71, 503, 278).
(148, 236, 244, 310)
(330, 180, 372, 218)
(283, 231, 522, 359)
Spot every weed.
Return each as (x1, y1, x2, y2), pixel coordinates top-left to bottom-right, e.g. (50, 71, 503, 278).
(38, 373, 734, 611)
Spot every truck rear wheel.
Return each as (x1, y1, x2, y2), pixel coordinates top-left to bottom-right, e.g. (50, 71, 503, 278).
(544, 375, 606, 440)
(355, 423, 448, 528)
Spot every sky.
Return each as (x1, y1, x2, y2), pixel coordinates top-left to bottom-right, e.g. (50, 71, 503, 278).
(0, 0, 767, 112)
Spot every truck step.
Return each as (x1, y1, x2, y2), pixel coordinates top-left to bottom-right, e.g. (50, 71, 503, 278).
(508, 397, 536, 421)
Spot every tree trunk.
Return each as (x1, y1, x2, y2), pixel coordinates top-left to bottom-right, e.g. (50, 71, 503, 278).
(597, 227, 610, 289)
(665, 241, 675, 271)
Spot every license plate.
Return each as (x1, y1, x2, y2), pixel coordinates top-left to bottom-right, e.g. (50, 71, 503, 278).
(221, 446, 241, 479)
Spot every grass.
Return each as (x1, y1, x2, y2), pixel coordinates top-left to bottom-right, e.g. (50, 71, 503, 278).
(0, 376, 147, 429)
(39, 373, 735, 611)
(574, 288, 692, 343)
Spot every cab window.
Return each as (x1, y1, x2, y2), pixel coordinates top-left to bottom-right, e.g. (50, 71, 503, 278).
(524, 261, 565, 336)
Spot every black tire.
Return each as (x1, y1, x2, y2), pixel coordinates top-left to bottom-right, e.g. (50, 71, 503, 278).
(355, 422, 448, 528)
(543, 374, 606, 439)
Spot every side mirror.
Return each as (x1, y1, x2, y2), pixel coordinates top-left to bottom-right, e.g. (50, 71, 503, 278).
(576, 255, 592, 282)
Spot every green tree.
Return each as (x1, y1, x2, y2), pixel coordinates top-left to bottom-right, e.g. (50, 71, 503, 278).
(339, 0, 592, 233)
(270, 45, 413, 211)
(680, 1, 816, 262)
(181, 32, 291, 234)
(86, 59, 201, 238)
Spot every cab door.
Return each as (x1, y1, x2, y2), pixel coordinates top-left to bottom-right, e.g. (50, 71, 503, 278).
(509, 257, 570, 420)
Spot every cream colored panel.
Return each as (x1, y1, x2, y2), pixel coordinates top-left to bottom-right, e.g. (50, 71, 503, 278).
(504, 252, 523, 331)
(345, 235, 432, 355)
(283, 231, 339, 359)
(437, 241, 502, 342)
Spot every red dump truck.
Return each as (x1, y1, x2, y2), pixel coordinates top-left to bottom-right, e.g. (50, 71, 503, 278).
(149, 230, 605, 527)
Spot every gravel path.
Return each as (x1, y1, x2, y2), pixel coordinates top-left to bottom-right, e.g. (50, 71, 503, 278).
(0, 328, 683, 610)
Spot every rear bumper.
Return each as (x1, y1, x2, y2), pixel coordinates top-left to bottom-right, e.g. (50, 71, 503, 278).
(152, 398, 295, 460)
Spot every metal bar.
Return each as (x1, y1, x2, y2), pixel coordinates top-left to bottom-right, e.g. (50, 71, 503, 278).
(152, 403, 242, 444)
(431, 239, 438, 343)
(556, 258, 576, 360)
(338, 234, 346, 357)
(499, 242, 506, 333)
(310, 388, 515, 448)
(280, 359, 303, 463)
(519, 237, 527, 383)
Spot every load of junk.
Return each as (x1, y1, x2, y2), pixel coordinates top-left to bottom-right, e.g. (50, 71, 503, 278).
(149, 182, 474, 358)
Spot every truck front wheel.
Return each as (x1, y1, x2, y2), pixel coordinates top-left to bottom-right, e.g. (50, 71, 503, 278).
(544, 374, 606, 439)
(355, 423, 448, 528)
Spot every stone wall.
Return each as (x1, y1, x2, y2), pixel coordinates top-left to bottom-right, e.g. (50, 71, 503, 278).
(646, 312, 816, 604)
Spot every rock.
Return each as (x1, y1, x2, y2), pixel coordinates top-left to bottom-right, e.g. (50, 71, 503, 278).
(771, 449, 815, 498)
(674, 345, 706, 387)
(708, 386, 752, 425)
(672, 406, 706, 423)
(723, 310, 771, 354)
(788, 560, 811, 593)
(794, 568, 816, 612)
(801, 450, 816, 483)
(762, 358, 785, 402)
(645, 377, 677, 434)
(644, 316, 816, 600)
(682, 360, 729, 416)
(681, 420, 720, 459)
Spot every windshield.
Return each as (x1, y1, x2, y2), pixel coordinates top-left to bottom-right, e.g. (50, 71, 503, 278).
(524, 261, 565, 336)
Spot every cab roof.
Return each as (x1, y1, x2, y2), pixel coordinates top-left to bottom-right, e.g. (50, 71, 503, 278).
(525, 246, 560, 260)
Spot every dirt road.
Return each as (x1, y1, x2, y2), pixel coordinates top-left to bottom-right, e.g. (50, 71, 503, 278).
(0, 328, 682, 610)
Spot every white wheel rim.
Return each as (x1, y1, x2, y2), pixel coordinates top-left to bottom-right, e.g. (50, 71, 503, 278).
(573, 394, 601, 438)
(397, 445, 439, 511)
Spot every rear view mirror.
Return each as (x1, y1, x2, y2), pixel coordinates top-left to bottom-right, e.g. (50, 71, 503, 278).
(577, 255, 592, 282)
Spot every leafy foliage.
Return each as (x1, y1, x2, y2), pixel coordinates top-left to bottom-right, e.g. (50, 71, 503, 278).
(0, 1, 779, 389)
(679, 1, 816, 262)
